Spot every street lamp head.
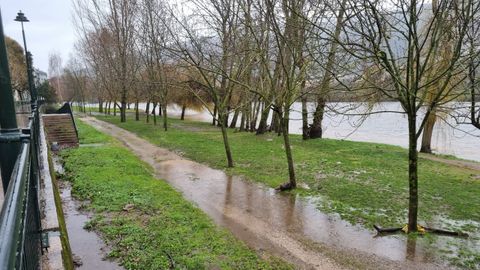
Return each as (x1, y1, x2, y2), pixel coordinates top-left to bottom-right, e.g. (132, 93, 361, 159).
(14, 11, 29, 22)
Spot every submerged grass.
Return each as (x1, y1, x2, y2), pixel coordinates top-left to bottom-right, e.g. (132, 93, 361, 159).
(60, 120, 291, 269)
(94, 113, 480, 269)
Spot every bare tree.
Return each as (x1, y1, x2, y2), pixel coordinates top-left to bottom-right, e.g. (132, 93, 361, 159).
(467, 0, 480, 130)
(74, 0, 139, 122)
(137, 0, 172, 130)
(334, 0, 478, 231)
(48, 51, 64, 101)
(166, 0, 252, 167)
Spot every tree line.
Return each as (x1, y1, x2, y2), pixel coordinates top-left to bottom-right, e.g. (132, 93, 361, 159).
(56, 0, 480, 232)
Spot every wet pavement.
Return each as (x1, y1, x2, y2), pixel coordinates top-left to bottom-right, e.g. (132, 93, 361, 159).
(81, 117, 458, 270)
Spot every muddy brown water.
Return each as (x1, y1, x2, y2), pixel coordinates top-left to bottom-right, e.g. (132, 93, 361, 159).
(81, 117, 459, 270)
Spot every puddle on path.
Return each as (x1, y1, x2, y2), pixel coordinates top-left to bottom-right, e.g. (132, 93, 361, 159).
(56, 158, 123, 270)
(82, 117, 464, 270)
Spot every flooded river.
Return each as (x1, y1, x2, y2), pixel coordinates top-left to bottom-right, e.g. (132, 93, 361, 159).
(82, 117, 466, 269)
(135, 102, 480, 162)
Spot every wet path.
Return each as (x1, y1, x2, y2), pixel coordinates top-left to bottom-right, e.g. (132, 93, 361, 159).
(81, 117, 450, 270)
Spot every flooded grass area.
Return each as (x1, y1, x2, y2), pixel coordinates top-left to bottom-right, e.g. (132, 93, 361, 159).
(92, 113, 480, 269)
(59, 120, 291, 269)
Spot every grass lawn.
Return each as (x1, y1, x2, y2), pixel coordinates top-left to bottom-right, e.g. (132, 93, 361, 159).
(60, 119, 291, 269)
(91, 112, 480, 268)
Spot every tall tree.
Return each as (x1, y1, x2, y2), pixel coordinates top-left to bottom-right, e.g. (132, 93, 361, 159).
(336, 0, 478, 231)
(5, 36, 28, 100)
(74, 0, 139, 122)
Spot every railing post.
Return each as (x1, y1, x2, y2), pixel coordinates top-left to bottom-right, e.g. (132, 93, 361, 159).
(0, 8, 21, 192)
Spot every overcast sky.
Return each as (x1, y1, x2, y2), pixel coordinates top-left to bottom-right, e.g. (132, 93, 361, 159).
(2, 0, 76, 75)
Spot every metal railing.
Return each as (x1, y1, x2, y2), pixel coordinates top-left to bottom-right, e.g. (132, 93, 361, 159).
(0, 107, 42, 270)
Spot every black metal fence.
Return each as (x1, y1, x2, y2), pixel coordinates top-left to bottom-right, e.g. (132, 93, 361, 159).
(0, 106, 42, 270)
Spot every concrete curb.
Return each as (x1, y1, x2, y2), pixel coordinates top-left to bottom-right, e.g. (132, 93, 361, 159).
(39, 115, 67, 270)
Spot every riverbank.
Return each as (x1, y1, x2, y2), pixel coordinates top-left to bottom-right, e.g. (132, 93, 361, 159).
(92, 113, 479, 269)
(59, 120, 292, 269)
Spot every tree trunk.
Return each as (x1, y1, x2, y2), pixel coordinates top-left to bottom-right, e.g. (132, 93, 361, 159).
(181, 104, 186, 120)
(245, 105, 251, 131)
(256, 105, 270, 135)
(120, 99, 127, 122)
(420, 110, 436, 153)
(221, 111, 228, 127)
(309, 97, 326, 138)
(407, 113, 419, 232)
(239, 107, 246, 131)
(146, 101, 150, 123)
(281, 108, 296, 188)
(152, 103, 157, 125)
(270, 108, 277, 132)
(151, 103, 156, 115)
(250, 100, 261, 131)
(162, 105, 168, 131)
(158, 104, 162, 116)
(302, 97, 309, 140)
(212, 104, 217, 125)
(309, 0, 346, 139)
(99, 101, 103, 113)
(114, 101, 117, 116)
(145, 101, 150, 114)
(219, 112, 234, 168)
(135, 100, 140, 121)
(229, 108, 240, 128)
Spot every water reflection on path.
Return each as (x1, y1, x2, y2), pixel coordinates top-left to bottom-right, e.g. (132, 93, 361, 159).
(83, 117, 452, 270)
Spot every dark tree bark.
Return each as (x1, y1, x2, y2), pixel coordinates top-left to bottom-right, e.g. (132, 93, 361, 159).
(256, 105, 270, 135)
(151, 102, 156, 115)
(135, 100, 140, 121)
(309, 97, 326, 138)
(146, 101, 150, 123)
(99, 101, 103, 113)
(239, 107, 246, 131)
(219, 111, 234, 167)
(120, 98, 126, 122)
(212, 104, 217, 125)
(420, 110, 436, 153)
(152, 102, 157, 125)
(229, 108, 240, 128)
(180, 104, 186, 120)
(162, 104, 168, 131)
(145, 101, 150, 114)
(280, 108, 296, 188)
(407, 113, 419, 232)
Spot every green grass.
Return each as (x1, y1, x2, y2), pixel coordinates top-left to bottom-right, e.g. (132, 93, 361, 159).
(92, 113, 480, 269)
(95, 113, 480, 228)
(60, 120, 291, 270)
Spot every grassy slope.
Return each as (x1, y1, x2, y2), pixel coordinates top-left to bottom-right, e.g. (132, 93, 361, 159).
(61, 120, 291, 270)
(96, 114, 480, 230)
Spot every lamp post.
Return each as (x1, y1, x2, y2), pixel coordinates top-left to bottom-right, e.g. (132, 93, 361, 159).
(14, 11, 36, 104)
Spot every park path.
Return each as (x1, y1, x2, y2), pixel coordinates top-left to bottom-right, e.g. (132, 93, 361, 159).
(80, 116, 448, 270)
(420, 153, 480, 172)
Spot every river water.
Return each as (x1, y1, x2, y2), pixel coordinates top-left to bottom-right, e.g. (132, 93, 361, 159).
(140, 102, 480, 162)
